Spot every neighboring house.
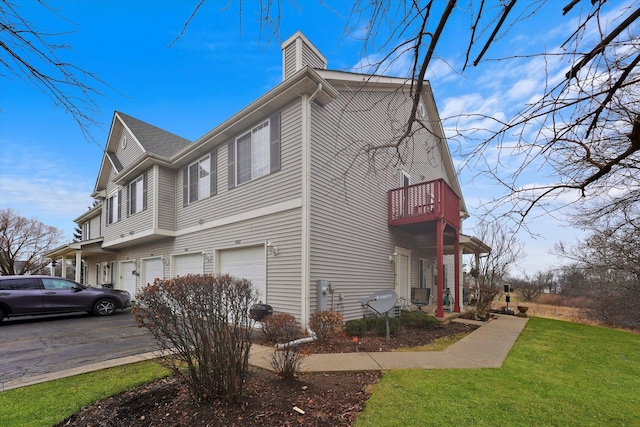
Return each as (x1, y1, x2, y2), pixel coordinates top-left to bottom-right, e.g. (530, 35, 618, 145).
(46, 32, 489, 324)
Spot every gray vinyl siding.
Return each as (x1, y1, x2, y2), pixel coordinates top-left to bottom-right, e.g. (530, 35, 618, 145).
(174, 209, 302, 317)
(308, 89, 453, 320)
(103, 168, 154, 244)
(103, 169, 121, 243)
(176, 101, 303, 230)
(89, 214, 102, 239)
(157, 166, 176, 231)
(301, 42, 325, 69)
(283, 43, 297, 80)
(82, 208, 303, 319)
(116, 127, 144, 169)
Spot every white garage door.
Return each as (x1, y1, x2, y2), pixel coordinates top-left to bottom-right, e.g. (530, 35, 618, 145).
(142, 257, 164, 288)
(219, 246, 266, 302)
(174, 253, 204, 277)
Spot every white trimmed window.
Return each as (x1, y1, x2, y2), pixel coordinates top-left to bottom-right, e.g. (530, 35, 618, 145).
(236, 121, 270, 185)
(106, 190, 121, 225)
(228, 112, 280, 189)
(182, 151, 217, 207)
(191, 155, 210, 203)
(128, 173, 147, 215)
(82, 221, 90, 240)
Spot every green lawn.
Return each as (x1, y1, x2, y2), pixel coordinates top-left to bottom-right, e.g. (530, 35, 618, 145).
(2, 318, 638, 427)
(356, 317, 640, 426)
(0, 361, 169, 427)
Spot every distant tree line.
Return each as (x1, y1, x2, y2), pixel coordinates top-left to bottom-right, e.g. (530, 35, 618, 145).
(506, 206, 640, 329)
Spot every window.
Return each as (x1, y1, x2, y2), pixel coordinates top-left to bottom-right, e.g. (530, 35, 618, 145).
(183, 151, 217, 206)
(106, 190, 121, 225)
(401, 170, 410, 187)
(236, 121, 269, 185)
(419, 259, 429, 289)
(190, 155, 210, 202)
(128, 173, 147, 215)
(82, 221, 90, 240)
(42, 278, 76, 290)
(102, 262, 110, 283)
(0, 278, 42, 290)
(228, 112, 280, 189)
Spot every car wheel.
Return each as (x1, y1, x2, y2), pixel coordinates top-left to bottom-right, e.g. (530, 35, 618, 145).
(0, 307, 5, 322)
(93, 299, 117, 316)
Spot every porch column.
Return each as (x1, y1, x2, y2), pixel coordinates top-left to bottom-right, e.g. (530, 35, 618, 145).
(454, 229, 461, 312)
(75, 250, 82, 283)
(436, 220, 445, 318)
(50, 259, 56, 276)
(61, 256, 67, 278)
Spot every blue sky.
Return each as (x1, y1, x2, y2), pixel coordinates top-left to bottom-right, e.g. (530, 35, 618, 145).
(3, 0, 625, 275)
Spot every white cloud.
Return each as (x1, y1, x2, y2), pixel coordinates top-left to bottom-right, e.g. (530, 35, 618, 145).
(0, 142, 95, 237)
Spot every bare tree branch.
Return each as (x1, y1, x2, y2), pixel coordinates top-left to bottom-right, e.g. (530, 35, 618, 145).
(0, 0, 112, 144)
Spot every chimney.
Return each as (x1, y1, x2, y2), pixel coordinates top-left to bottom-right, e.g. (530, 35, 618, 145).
(281, 31, 327, 81)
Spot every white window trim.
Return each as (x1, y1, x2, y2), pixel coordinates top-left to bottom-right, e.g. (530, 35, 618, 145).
(106, 190, 121, 225)
(186, 154, 212, 205)
(401, 170, 411, 187)
(128, 174, 146, 215)
(234, 119, 270, 186)
(82, 221, 90, 240)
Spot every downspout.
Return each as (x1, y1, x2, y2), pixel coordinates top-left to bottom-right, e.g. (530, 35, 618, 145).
(301, 83, 322, 328)
(275, 328, 317, 349)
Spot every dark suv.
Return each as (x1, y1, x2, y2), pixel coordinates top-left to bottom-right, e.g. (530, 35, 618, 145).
(0, 276, 131, 322)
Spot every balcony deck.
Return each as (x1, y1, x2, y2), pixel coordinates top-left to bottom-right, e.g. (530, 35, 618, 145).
(388, 179, 461, 230)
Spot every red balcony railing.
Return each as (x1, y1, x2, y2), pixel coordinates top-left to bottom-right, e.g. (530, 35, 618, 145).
(388, 179, 460, 229)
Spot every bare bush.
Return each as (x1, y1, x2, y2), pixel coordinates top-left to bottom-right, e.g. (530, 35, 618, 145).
(270, 345, 305, 381)
(134, 274, 256, 403)
(309, 310, 344, 344)
(268, 317, 307, 381)
(536, 294, 565, 306)
(261, 313, 303, 344)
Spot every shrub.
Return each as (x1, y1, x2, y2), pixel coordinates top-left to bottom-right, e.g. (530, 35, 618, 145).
(134, 274, 256, 403)
(344, 316, 399, 337)
(268, 317, 307, 380)
(535, 293, 564, 306)
(371, 316, 399, 336)
(271, 345, 305, 381)
(309, 310, 344, 343)
(344, 319, 366, 337)
(261, 313, 303, 344)
(401, 311, 437, 328)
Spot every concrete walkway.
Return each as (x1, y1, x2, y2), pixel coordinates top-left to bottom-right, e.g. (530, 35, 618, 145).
(250, 314, 528, 372)
(1, 314, 528, 392)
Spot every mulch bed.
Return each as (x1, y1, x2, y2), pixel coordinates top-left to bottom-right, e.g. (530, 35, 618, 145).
(56, 321, 478, 426)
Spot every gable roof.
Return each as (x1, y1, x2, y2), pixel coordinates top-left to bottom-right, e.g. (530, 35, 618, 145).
(116, 111, 192, 158)
(92, 112, 192, 196)
(315, 69, 468, 217)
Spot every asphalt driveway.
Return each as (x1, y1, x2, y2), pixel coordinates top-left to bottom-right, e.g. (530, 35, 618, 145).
(0, 310, 159, 388)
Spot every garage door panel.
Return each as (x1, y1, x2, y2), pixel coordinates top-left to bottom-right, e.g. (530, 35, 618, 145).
(220, 247, 266, 302)
(174, 253, 204, 277)
(142, 258, 164, 287)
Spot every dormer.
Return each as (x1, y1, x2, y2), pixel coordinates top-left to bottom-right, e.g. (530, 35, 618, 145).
(281, 31, 327, 80)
